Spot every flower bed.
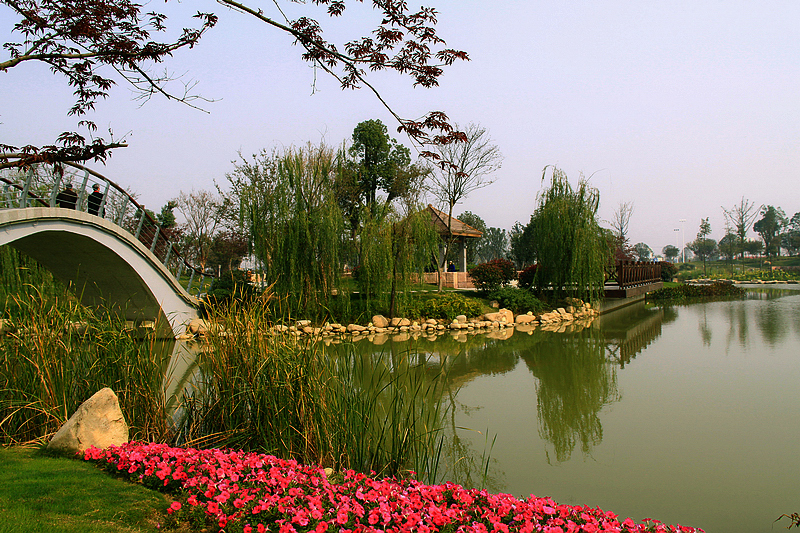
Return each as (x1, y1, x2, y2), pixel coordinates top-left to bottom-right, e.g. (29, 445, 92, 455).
(84, 443, 703, 533)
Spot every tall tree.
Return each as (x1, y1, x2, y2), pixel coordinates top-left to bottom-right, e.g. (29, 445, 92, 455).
(632, 242, 653, 262)
(226, 144, 344, 317)
(347, 119, 425, 218)
(522, 166, 608, 301)
(609, 201, 635, 241)
(722, 197, 760, 261)
(478, 227, 509, 262)
(782, 212, 800, 256)
(175, 189, 222, 271)
(753, 205, 787, 258)
(427, 122, 502, 291)
(662, 245, 680, 262)
(456, 211, 487, 265)
(688, 218, 716, 275)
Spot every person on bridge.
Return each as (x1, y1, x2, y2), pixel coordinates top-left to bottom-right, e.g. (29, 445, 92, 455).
(55, 183, 78, 209)
(87, 183, 104, 216)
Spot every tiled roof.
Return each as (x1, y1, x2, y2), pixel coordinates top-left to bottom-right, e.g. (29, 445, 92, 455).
(426, 204, 483, 238)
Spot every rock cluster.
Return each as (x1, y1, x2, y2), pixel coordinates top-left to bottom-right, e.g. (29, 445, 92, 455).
(177, 299, 599, 341)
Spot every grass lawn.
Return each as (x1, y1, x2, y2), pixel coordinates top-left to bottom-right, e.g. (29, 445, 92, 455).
(0, 446, 175, 533)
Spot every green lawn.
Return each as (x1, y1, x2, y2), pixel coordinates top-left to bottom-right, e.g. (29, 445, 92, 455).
(0, 447, 175, 533)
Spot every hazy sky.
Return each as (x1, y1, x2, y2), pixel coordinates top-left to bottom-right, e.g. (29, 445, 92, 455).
(2, 1, 798, 254)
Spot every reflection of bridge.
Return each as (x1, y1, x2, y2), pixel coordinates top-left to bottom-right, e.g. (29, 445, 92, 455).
(595, 302, 664, 368)
(1, 163, 206, 336)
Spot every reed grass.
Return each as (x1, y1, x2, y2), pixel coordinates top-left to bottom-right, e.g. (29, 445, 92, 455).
(181, 294, 449, 482)
(0, 290, 172, 445)
(2, 273, 452, 483)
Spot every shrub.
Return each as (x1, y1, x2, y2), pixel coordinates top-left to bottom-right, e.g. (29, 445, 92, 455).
(410, 293, 483, 321)
(201, 270, 258, 312)
(517, 264, 539, 289)
(469, 258, 516, 293)
(488, 287, 545, 315)
(660, 261, 678, 282)
(646, 281, 745, 301)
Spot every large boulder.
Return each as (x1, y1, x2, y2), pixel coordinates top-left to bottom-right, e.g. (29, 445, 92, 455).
(485, 308, 513, 324)
(47, 388, 128, 456)
(372, 315, 389, 328)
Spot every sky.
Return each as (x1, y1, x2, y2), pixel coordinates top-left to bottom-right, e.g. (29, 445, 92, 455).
(2, 0, 799, 255)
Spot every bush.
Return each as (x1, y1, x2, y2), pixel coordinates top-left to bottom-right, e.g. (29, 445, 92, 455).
(646, 281, 745, 301)
(410, 293, 483, 321)
(469, 258, 516, 293)
(517, 264, 539, 289)
(201, 270, 258, 312)
(660, 261, 678, 282)
(488, 287, 545, 315)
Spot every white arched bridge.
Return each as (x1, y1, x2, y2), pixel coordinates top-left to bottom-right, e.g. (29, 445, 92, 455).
(1, 163, 210, 336)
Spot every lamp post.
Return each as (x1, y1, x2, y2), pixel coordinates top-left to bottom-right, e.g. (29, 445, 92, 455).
(674, 229, 681, 262)
(679, 219, 687, 263)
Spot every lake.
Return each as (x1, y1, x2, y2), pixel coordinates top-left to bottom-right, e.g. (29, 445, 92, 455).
(326, 287, 800, 533)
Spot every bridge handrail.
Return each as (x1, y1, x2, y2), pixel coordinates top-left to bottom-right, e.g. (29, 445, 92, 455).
(0, 161, 214, 295)
(605, 260, 662, 289)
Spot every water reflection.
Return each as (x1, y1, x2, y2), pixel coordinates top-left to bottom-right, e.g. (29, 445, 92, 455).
(321, 302, 668, 470)
(519, 330, 620, 463)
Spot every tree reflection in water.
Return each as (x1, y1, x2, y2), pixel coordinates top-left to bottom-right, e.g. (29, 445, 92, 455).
(519, 330, 619, 463)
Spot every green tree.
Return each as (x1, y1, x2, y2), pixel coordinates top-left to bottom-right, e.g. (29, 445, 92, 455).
(226, 143, 344, 317)
(478, 227, 510, 262)
(632, 242, 653, 261)
(688, 218, 716, 275)
(520, 166, 608, 301)
(456, 211, 487, 265)
(347, 119, 424, 218)
(662, 244, 680, 262)
(781, 212, 800, 256)
(753, 205, 787, 258)
(718, 232, 740, 262)
(509, 221, 533, 269)
(743, 239, 763, 257)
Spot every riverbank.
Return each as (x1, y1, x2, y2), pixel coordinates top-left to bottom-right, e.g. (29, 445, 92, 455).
(181, 297, 600, 342)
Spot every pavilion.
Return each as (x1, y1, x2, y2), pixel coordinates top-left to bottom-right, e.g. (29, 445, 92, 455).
(426, 204, 483, 273)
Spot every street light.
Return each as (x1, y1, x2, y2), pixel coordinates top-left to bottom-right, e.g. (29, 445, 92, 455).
(674, 229, 681, 262)
(679, 219, 687, 263)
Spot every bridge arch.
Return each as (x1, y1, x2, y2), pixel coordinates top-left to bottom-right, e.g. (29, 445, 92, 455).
(0, 207, 198, 336)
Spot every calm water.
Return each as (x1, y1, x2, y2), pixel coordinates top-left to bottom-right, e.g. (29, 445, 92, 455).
(327, 288, 800, 533)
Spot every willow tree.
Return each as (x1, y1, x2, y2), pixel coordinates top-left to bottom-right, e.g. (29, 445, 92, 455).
(227, 143, 344, 318)
(525, 166, 608, 301)
(356, 193, 438, 318)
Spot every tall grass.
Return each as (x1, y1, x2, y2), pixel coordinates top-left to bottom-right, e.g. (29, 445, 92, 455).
(0, 291, 173, 445)
(2, 271, 451, 482)
(181, 295, 449, 482)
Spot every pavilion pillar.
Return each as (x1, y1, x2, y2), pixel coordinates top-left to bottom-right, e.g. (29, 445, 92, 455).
(459, 237, 467, 272)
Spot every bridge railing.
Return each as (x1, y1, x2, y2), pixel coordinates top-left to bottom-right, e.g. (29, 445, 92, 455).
(0, 163, 212, 295)
(605, 261, 662, 289)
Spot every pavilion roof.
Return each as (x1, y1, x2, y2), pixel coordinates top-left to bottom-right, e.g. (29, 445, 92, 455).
(426, 204, 483, 239)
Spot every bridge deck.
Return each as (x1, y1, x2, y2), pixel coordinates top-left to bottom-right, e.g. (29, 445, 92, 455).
(603, 281, 663, 299)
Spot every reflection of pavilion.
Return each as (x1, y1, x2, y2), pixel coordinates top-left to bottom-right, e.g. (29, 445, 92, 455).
(593, 302, 664, 368)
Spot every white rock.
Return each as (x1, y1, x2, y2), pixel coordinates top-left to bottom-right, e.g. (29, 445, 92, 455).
(47, 388, 128, 455)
